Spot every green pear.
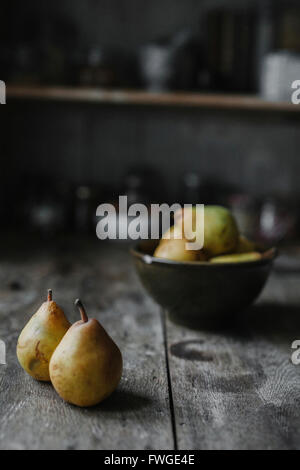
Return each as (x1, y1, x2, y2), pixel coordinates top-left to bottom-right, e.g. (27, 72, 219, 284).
(176, 205, 239, 257)
(235, 235, 256, 254)
(17, 290, 71, 382)
(50, 300, 123, 407)
(210, 252, 262, 264)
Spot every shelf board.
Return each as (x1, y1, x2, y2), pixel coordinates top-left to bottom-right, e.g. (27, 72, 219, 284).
(7, 85, 300, 113)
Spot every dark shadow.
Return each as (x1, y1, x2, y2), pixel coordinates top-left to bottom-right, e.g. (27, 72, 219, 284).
(82, 388, 152, 414)
(168, 303, 300, 342)
(169, 340, 266, 391)
(170, 340, 213, 362)
(167, 309, 239, 334)
(236, 303, 300, 341)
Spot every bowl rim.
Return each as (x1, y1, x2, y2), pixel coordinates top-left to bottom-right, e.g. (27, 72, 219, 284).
(131, 243, 278, 268)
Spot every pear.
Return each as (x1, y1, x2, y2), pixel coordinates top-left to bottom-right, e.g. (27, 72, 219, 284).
(175, 205, 239, 257)
(17, 290, 71, 382)
(235, 235, 256, 254)
(210, 252, 262, 264)
(156, 225, 207, 261)
(159, 225, 182, 244)
(50, 300, 123, 407)
(154, 238, 202, 262)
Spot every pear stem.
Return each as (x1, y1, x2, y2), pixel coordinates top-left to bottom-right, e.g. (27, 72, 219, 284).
(75, 299, 89, 323)
(48, 289, 53, 302)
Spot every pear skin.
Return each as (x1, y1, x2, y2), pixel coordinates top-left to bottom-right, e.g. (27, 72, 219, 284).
(50, 300, 123, 408)
(154, 238, 200, 262)
(160, 225, 183, 244)
(175, 206, 239, 257)
(159, 226, 207, 260)
(17, 290, 71, 382)
(204, 206, 239, 256)
(210, 252, 262, 264)
(235, 235, 256, 254)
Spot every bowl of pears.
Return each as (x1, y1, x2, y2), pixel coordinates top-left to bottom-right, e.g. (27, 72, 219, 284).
(132, 205, 277, 328)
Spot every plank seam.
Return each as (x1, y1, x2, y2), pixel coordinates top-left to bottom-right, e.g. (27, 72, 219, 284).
(161, 310, 178, 451)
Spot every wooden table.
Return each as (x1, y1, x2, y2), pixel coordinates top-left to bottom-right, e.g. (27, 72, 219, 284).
(0, 237, 300, 450)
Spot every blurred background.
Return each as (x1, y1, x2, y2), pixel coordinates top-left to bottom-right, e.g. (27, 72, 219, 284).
(2, 0, 300, 249)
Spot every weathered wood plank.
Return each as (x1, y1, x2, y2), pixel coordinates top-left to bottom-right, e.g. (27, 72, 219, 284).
(0, 238, 173, 450)
(166, 272, 300, 450)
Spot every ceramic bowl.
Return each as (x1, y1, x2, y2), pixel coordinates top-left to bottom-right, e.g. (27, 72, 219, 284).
(131, 241, 277, 329)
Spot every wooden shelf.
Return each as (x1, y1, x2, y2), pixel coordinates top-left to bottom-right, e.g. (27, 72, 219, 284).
(7, 85, 300, 113)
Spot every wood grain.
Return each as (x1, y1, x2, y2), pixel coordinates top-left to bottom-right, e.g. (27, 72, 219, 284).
(1, 235, 300, 450)
(165, 272, 300, 450)
(0, 237, 173, 450)
(7, 86, 300, 113)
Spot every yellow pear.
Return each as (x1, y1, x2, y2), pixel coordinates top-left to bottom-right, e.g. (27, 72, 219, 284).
(50, 300, 123, 408)
(17, 290, 71, 382)
(160, 225, 183, 243)
(175, 205, 239, 257)
(154, 238, 202, 262)
(210, 252, 262, 264)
